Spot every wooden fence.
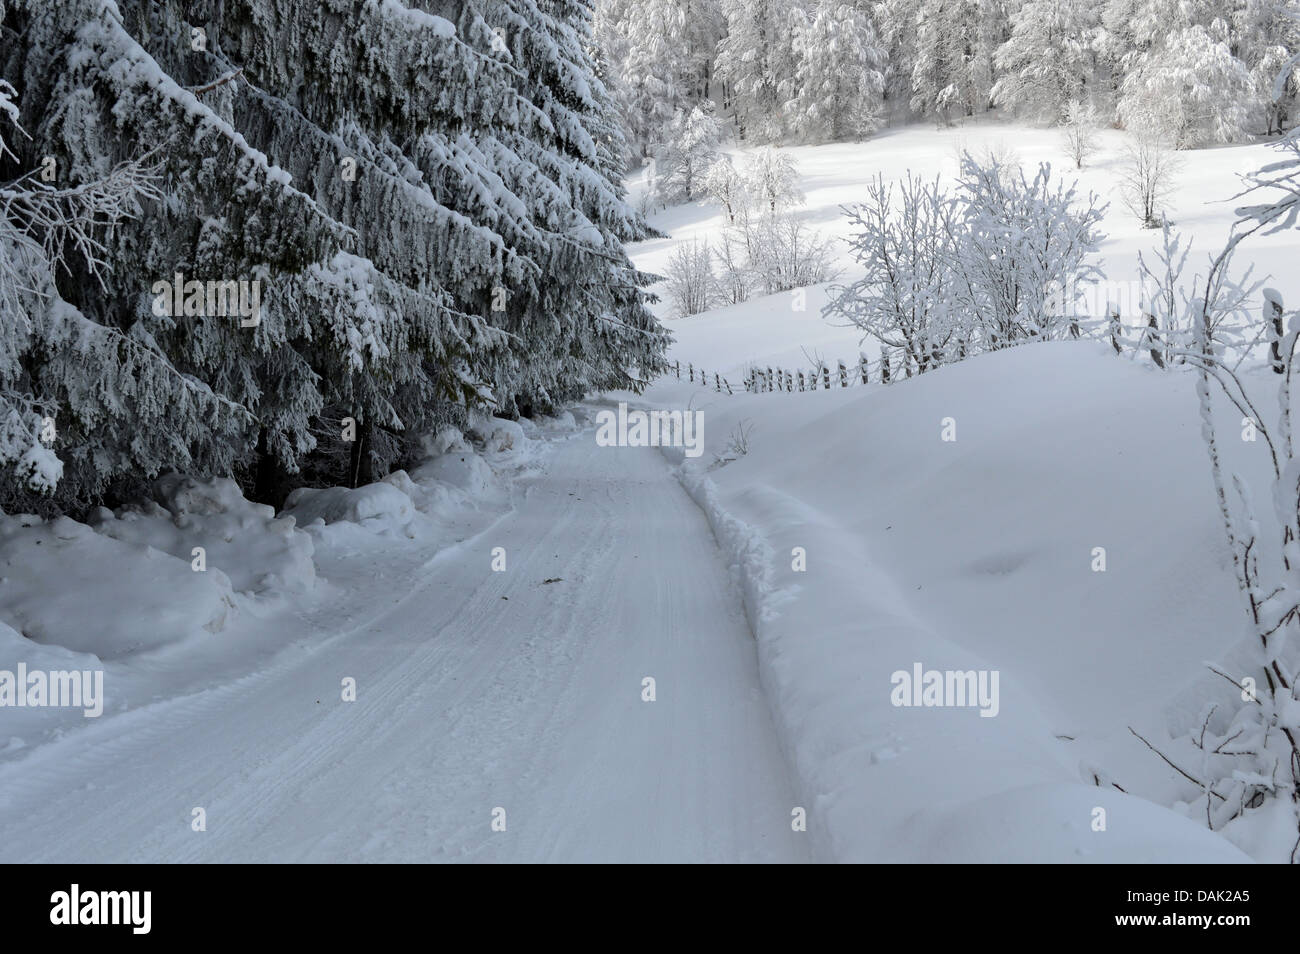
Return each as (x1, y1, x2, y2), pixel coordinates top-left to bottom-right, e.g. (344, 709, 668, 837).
(662, 299, 1282, 396)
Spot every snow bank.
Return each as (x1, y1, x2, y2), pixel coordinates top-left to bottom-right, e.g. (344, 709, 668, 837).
(94, 474, 316, 598)
(284, 481, 424, 539)
(0, 512, 235, 659)
(285, 424, 521, 545)
(654, 341, 1261, 861)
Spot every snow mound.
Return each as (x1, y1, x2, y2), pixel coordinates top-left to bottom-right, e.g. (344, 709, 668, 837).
(93, 474, 315, 598)
(0, 512, 236, 658)
(409, 447, 495, 498)
(283, 481, 422, 539)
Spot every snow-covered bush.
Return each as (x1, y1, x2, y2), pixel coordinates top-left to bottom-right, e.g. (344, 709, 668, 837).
(953, 154, 1106, 347)
(1174, 247, 1299, 848)
(827, 155, 1104, 365)
(748, 214, 839, 295)
(712, 227, 756, 306)
(663, 238, 720, 317)
(825, 173, 960, 372)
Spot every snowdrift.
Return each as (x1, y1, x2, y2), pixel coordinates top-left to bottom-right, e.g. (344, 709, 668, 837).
(648, 341, 1265, 861)
(0, 420, 543, 664)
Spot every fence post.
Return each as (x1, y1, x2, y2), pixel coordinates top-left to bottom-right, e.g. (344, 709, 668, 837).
(724, 377, 732, 395)
(798, 370, 805, 391)
(689, 363, 694, 382)
(766, 366, 774, 393)
(881, 351, 891, 384)
(822, 364, 830, 389)
(1144, 314, 1166, 369)
(1266, 289, 1285, 374)
(714, 373, 721, 393)
(859, 353, 869, 384)
(785, 370, 793, 392)
(838, 359, 848, 387)
(674, 360, 680, 379)
(1108, 307, 1122, 355)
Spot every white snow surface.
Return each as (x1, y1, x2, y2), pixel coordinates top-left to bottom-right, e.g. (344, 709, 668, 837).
(0, 418, 807, 862)
(5, 121, 1298, 862)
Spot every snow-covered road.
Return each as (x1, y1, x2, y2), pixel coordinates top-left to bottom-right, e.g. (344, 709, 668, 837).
(0, 430, 808, 863)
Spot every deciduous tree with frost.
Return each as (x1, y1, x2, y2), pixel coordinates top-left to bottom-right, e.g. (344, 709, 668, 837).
(1060, 99, 1100, 169)
(992, 0, 1103, 123)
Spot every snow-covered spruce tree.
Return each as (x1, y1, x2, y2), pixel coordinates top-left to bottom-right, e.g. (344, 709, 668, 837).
(648, 104, 722, 205)
(464, 0, 670, 410)
(788, 1, 886, 143)
(714, 0, 806, 142)
(909, 0, 1006, 123)
(991, 0, 1103, 123)
(2, 0, 351, 508)
(0, 63, 172, 513)
(1, 0, 667, 508)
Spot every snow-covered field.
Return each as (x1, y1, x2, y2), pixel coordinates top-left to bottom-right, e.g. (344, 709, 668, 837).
(634, 120, 1299, 378)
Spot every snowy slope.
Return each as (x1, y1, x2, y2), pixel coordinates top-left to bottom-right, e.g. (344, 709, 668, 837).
(613, 122, 1300, 861)
(637, 121, 1300, 379)
(633, 342, 1271, 860)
